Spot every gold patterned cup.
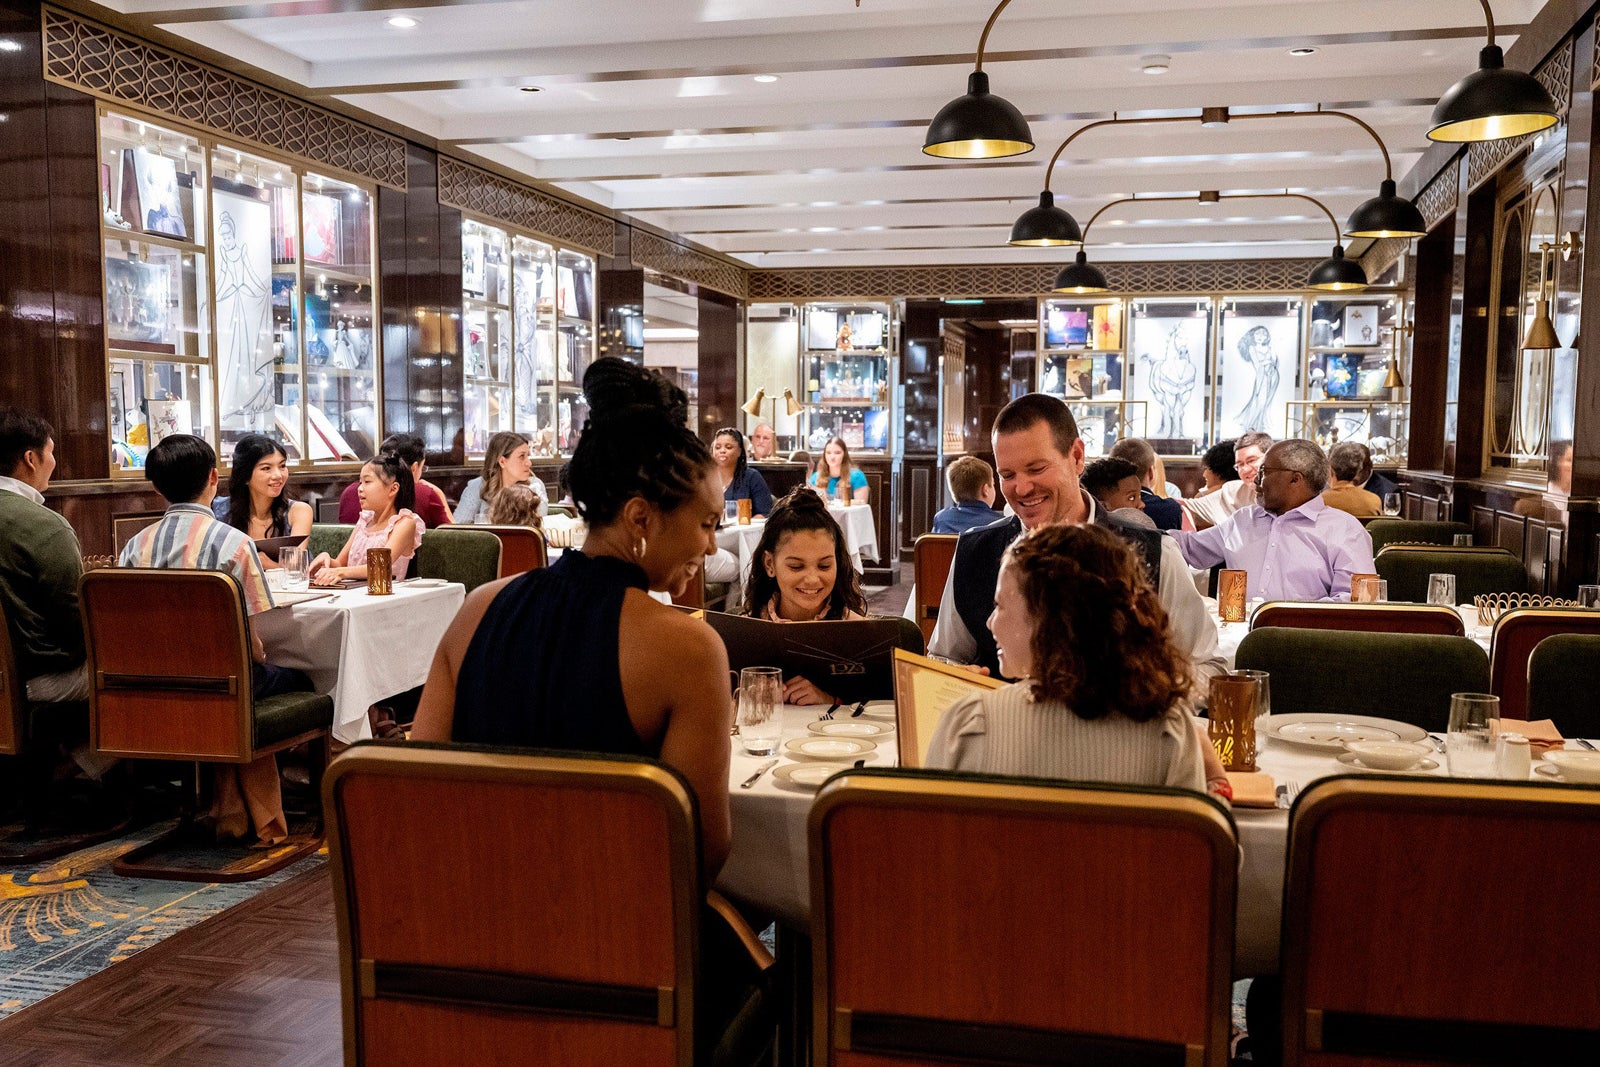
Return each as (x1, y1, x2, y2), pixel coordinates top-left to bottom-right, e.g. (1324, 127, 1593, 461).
(737, 497, 753, 525)
(366, 548, 393, 596)
(1218, 569, 1248, 623)
(1208, 673, 1260, 772)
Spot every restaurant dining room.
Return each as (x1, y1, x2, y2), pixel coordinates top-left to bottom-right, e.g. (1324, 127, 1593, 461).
(5, 0, 1600, 1064)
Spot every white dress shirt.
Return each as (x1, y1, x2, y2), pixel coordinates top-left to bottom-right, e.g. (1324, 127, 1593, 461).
(0, 475, 46, 505)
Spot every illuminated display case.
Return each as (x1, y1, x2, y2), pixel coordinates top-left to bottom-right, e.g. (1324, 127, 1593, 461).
(800, 302, 893, 455)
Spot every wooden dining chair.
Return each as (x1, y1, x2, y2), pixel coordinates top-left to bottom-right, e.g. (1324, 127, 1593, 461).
(1281, 776, 1600, 1066)
(1364, 519, 1472, 554)
(1488, 607, 1600, 720)
(1234, 627, 1488, 733)
(1527, 633, 1600, 737)
(475, 523, 547, 577)
(1374, 546, 1525, 604)
(1251, 601, 1465, 637)
(79, 568, 333, 881)
(911, 534, 958, 643)
(326, 744, 774, 1067)
(810, 769, 1238, 1067)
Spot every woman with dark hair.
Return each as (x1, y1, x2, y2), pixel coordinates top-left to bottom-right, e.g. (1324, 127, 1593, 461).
(412, 357, 732, 870)
(740, 488, 865, 704)
(455, 431, 546, 523)
(214, 434, 312, 554)
(925, 523, 1207, 788)
(711, 427, 773, 517)
(808, 436, 869, 504)
(308, 453, 422, 584)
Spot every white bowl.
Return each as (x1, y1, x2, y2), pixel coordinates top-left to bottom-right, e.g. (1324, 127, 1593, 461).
(1343, 740, 1432, 771)
(1542, 750, 1600, 784)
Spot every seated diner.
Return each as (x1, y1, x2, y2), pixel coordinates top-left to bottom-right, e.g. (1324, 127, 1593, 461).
(309, 453, 423, 585)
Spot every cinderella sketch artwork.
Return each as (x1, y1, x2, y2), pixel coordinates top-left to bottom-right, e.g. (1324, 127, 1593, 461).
(1141, 324, 1200, 439)
(213, 192, 273, 421)
(1234, 325, 1280, 433)
(1221, 315, 1298, 439)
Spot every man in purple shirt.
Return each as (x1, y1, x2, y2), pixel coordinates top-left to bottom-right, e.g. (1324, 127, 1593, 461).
(1172, 439, 1375, 603)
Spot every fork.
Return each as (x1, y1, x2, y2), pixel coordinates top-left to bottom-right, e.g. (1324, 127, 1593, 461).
(820, 700, 840, 720)
(1277, 780, 1301, 809)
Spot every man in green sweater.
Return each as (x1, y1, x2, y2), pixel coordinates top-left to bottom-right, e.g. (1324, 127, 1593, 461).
(0, 408, 88, 703)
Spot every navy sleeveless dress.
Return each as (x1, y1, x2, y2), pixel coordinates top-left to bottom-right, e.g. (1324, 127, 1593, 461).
(452, 550, 651, 755)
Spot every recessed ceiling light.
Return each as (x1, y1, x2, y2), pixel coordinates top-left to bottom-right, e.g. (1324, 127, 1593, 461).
(519, 85, 543, 93)
(1289, 47, 1317, 57)
(1140, 54, 1171, 75)
(385, 15, 418, 29)
(0, 39, 23, 53)
(753, 74, 779, 83)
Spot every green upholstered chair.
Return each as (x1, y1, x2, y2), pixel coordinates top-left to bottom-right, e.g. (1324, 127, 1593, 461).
(1374, 546, 1526, 604)
(1489, 608, 1600, 721)
(307, 523, 354, 562)
(413, 528, 503, 593)
(1528, 634, 1600, 738)
(1365, 519, 1473, 554)
(1234, 627, 1489, 733)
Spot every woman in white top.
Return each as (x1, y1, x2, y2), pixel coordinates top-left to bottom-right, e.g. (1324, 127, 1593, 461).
(455, 431, 548, 523)
(926, 523, 1209, 791)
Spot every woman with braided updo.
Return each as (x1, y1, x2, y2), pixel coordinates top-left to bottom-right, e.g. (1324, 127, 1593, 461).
(924, 523, 1207, 789)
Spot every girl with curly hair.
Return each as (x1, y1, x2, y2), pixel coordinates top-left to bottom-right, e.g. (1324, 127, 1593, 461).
(925, 522, 1208, 789)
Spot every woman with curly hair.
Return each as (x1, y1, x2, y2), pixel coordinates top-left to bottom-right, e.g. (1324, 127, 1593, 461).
(925, 522, 1207, 789)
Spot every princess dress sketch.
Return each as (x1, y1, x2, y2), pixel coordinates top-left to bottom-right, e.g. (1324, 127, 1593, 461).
(214, 209, 273, 419)
(1235, 325, 1281, 433)
(1144, 326, 1198, 439)
(331, 318, 358, 370)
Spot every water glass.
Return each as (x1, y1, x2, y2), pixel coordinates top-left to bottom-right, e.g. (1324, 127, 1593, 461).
(1446, 692, 1499, 777)
(1353, 577, 1388, 603)
(280, 545, 309, 591)
(1578, 585, 1600, 610)
(1231, 669, 1271, 720)
(1382, 492, 1402, 517)
(1426, 573, 1457, 607)
(724, 500, 739, 525)
(1453, 534, 1474, 547)
(735, 666, 784, 756)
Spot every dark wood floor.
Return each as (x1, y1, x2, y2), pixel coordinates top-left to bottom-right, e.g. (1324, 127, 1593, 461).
(0, 868, 342, 1066)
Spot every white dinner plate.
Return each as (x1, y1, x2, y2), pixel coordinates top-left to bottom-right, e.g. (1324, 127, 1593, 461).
(1336, 751, 1440, 775)
(1265, 713, 1427, 751)
(1533, 763, 1596, 784)
(857, 701, 896, 722)
(771, 763, 842, 791)
(404, 578, 450, 588)
(807, 719, 894, 739)
(783, 736, 877, 762)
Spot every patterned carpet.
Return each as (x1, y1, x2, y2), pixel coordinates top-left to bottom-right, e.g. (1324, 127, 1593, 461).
(0, 827, 324, 1018)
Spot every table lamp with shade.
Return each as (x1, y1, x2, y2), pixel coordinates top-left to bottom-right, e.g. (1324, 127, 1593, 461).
(742, 388, 805, 452)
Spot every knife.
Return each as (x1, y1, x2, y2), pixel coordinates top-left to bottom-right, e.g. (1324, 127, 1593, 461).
(850, 701, 867, 717)
(739, 759, 778, 788)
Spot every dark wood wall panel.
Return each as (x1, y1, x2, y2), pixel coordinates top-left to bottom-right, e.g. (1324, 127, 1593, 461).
(698, 293, 738, 443)
(899, 455, 937, 552)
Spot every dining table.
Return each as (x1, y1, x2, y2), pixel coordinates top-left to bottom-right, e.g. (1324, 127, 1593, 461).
(255, 579, 466, 743)
(718, 698, 1595, 979)
(716, 503, 879, 580)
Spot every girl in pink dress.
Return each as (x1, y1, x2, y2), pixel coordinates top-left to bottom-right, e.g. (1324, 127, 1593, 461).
(309, 454, 424, 584)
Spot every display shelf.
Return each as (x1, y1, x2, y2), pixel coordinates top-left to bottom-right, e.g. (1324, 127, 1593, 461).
(304, 263, 373, 287)
(1065, 400, 1149, 457)
(1287, 400, 1408, 463)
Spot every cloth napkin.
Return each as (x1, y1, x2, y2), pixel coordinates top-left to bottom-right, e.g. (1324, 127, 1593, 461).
(1492, 717, 1564, 756)
(1225, 771, 1278, 808)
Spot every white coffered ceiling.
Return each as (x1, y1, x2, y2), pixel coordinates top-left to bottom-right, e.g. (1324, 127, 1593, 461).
(93, 0, 1549, 268)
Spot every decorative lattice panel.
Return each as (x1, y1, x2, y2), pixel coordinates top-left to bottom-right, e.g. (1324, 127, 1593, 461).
(1592, 16, 1600, 90)
(42, 6, 406, 189)
(437, 156, 614, 256)
(747, 258, 1328, 301)
(1417, 157, 1462, 229)
(631, 231, 748, 300)
(1468, 37, 1574, 190)
(1360, 238, 1411, 284)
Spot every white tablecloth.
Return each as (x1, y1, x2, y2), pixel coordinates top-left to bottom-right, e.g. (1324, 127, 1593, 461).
(719, 698, 1593, 977)
(255, 581, 465, 743)
(716, 504, 879, 584)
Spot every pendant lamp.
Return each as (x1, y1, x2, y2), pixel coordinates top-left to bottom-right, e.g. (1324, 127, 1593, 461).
(1428, 1, 1558, 143)
(1345, 179, 1429, 240)
(1307, 245, 1368, 291)
(1052, 251, 1109, 294)
(1009, 191, 1082, 246)
(924, 1, 1033, 158)
(1521, 242, 1564, 350)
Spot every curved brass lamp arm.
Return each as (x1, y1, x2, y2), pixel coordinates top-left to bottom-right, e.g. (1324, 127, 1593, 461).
(1042, 115, 1194, 192)
(1478, 0, 1496, 47)
(973, 0, 1016, 72)
(1303, 107, 1392, 180)
(1077, 194, 1196, 244)
(1223, 191, 1343, 243)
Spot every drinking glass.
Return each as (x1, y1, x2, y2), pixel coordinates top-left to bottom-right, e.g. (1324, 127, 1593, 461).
(1426, 573, 1457, 607)
(1382, 492, 1402, 517)
(1445, 692, 1499, 777)
(1231, 668, 1271, 720)
(724, 500, 739, 525)
(1453, 534, 1474, 547)
(1578, 585, 1600, 610)
(280, 545, 309, 592)
(1353, 577, 1388, 603)
(1208, 673, 1260, 772)
(735, 667, 784, 756)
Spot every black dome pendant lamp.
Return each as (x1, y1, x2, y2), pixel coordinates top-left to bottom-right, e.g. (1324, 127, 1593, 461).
(924, 0, 1034, 159)
(1428, 0, 1558, 143)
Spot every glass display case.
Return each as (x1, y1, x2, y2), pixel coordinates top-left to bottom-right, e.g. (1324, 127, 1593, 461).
(462, 219, 513, 455)
(300, 173, 378, 463)
(900, 337, 939, 454)
(556, 249, 597, 452)
(1009, 327, 1036, 400)
(1215, 298, 1303, 443)
(1126, 298, 1212, 455)
(1287, 402, 1409, 462)
(801, 302, 892, 454)
(512, 235, 559, 457)
(1066, 401, 1149, 457)
(1038, 297, 1124, 404)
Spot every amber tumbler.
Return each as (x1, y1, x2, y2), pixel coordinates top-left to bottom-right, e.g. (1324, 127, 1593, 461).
(1218, 569, 1248, 623)
(1208, 672, 1260, 772)
(737, 497, 753, 525)
(366, 548, 393, 596)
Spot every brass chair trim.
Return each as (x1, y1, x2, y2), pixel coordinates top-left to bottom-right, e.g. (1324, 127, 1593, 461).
(96, 671, 238, 695)
(1250, 601, 1464, 635)
(324, 745, 702, 1067)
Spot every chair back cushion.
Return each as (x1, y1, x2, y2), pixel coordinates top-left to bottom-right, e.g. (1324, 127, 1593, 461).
(1234, 627, 1488, 733)
(326, 745, 700, 1067)
(79, 569, 254, 761)
(0, 597, 23, 755)
(1365, 519, 1472, 554)
(1283, 778, 1600, 1065)
(811, 770, 1237, 1067)
(1374, 547, 1526, 604)
(1490, 609, 1600, 720)
(476, 524, 547, 577)
(1527, 634, 1600, 737)
(413, 528, 504, 593)
(912, 535, 958, 643)
(308, 523, 354, 562)
(1252, 602, 1465, 637)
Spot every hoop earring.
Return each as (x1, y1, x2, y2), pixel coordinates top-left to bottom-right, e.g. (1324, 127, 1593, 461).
(634, 537, 648, 564)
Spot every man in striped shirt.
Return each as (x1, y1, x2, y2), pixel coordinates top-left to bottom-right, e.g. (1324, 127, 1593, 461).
(120, 434, 310, 843)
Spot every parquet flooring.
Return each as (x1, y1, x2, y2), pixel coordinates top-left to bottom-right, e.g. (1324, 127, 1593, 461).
(0, 868, 342, 1066)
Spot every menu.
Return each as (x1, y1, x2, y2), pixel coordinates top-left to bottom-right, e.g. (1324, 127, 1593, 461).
(892, 649, 1005, 767)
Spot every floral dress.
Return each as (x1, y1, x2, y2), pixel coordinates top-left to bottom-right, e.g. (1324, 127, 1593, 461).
(351, 508, 424, 579)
